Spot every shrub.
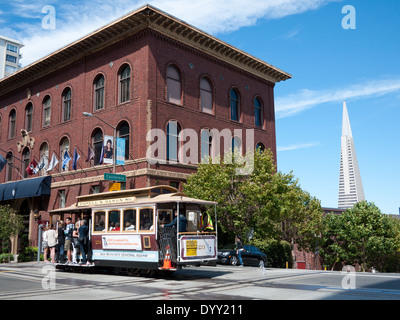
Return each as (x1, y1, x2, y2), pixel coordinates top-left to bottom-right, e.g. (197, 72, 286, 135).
(251, 238, 291, 268)
(0, 253, 14, 263)
(17, 246, 40, 262)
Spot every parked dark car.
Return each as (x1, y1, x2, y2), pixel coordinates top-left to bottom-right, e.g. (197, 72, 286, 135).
(217, 245, 267, 268)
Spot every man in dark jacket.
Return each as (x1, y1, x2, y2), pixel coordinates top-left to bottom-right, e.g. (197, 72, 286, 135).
(78, 220, 89, 265)
(57, 221, 65, 263)
(164, 210, 187, 233)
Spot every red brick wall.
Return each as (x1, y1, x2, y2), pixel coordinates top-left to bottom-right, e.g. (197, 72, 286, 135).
(0, 29, 277, 217)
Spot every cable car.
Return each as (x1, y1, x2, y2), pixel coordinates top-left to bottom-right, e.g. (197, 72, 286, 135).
(50, 186, 217, 273)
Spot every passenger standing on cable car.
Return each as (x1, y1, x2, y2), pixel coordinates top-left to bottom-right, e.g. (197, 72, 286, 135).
(163, 210, 187, 233)
(78, 220, 89, 266)
(64, 218, 74, 264)
(57, 221, 65, 263)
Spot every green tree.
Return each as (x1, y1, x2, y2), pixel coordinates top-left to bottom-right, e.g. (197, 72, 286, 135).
(184, 149, 323, 266)
(0, 205, 24, 257)
(320, 201, 400, 272)
(275, 173, 323, 265)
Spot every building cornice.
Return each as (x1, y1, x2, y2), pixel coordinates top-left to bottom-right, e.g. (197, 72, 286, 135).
(0, 5, 291, 97)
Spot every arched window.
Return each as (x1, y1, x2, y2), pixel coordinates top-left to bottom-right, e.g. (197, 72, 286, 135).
(22, 147, 30, 178)
(59, 137, 70, 171)
(166, 120, 181, 162)
(200, 77, 213, 114)
(117, 121, 130, 160)
(255, 142, 265, 153)
(8, 109, 16, 139)
(254, 97, 263, 128)
(42, 96, 51, 127)
(119, 65, 131, 103)
(230, 88, 240, 121)
(201, 129, 213, 163)
(62, 88, 72, 122)
(94, 75, 105, 110)
(91, 128, 103, 165)
(232, 136, 242, 155)
(166, 65, 182, 105)
(39, 142, 49, 175)
(25, 103, 33, 132)
(6, 152, 13, 182)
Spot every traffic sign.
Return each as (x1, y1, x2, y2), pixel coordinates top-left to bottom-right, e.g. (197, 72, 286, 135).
(104, 173, 126, 182)
(109, 182, 121, 191)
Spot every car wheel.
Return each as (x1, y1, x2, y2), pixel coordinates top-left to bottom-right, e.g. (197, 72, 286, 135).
(258, 259, 265, 268)
(230, 256, 238, 266)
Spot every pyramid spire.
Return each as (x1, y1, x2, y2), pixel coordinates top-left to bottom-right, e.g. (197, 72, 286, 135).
(338, 102, 365, 209)
(342, 101, 353, 137)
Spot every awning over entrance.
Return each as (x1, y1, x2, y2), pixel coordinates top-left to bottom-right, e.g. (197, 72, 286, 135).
(0, 176, 51, 201)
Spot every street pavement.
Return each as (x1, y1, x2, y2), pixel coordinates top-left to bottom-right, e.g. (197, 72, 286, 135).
(1, 262, 400, 301)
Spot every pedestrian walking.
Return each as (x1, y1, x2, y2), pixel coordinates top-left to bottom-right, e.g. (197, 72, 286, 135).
(235, 235, 245, 267)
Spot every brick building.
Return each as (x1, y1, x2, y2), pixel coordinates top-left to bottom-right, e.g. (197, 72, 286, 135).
(0, 5, 290, 254)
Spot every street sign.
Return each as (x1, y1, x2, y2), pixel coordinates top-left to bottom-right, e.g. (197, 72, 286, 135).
(104, 173, 126, 182)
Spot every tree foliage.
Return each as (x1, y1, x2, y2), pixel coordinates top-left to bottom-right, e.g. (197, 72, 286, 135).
(0, 205, 24, 253)
(183, 149, 324, 263)
(320, 201, 400, 272)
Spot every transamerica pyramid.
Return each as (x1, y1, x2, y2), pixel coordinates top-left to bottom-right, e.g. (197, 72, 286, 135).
(338, 101, 365, 209)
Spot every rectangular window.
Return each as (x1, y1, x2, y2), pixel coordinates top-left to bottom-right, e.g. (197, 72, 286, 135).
(59, 190, 66, 208)
(139, 208, 154, 231)
(92, 185, 100, 194)
(94, 211, 106, 232)
(6, 55, 17, 64)
(123, 209, 136, 231)
(169, 181, 180, 191)
(108, 210, 121, 231)
(158, 209, 172, 225)
(7, 44, 18, 53)
(5, 65, 16, 75)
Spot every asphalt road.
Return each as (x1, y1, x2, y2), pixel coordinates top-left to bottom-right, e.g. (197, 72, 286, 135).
(1, 262, 400, 302)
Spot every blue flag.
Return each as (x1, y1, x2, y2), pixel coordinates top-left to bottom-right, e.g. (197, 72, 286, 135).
(0, 154, 7, 172)
(72, 147, 80, 170)
(62, 150, 71, 171)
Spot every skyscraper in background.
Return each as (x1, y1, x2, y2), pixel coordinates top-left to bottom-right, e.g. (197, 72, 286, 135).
(338, 101, 365, 209)
(0, 35, 23, 79)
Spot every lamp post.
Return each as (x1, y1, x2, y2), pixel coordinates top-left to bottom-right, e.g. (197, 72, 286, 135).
(83, 112, 116, 174)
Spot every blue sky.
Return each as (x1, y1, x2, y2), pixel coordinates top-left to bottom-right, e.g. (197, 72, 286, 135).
(1, 0, 399, 214)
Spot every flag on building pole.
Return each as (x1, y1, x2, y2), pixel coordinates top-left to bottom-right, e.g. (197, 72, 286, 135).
(46, 153, 59, 172)
(99, 144, 104, 165)
(33, 157, 46, 174)
(26, 159, 38, 176)
(72, 147, 80, 170)
(0, 154, 7, 172)
(62, 150, 71, 171)
(86, 145, 94, 162)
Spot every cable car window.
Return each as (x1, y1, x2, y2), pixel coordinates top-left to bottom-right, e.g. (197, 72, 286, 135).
(158, 209, 172, 225)
(109, 210, 121, 231)
(123, 209, 136, 231)
(139, 208, 154, 231)
(94, 211, 106, 232)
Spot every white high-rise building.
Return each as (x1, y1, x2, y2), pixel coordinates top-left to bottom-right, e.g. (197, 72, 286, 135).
(0, 35, 24, 79)
(338, 101, 365, 209)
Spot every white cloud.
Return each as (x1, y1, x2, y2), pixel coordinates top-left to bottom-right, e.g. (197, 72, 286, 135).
(4, 0, 338, 66)
(275, 78, 400, 118)
(277, 142, 319, 152)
